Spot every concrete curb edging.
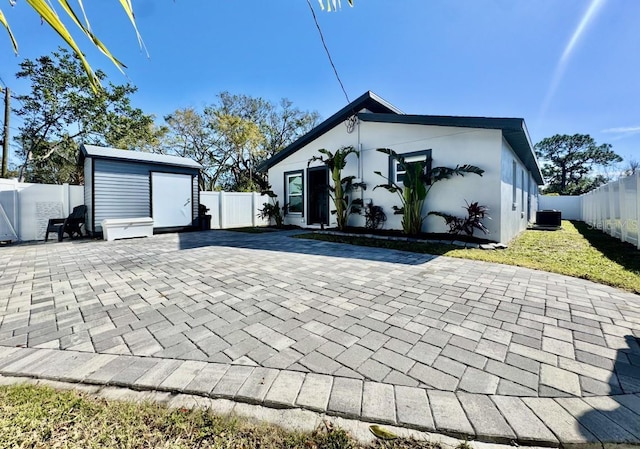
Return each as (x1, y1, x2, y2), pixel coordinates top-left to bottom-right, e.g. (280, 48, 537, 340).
(0, 374, 496, 449)
(0, 346, 638, 448)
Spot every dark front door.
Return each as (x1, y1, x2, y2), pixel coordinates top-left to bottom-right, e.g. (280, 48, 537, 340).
(307, 166, 329, 225)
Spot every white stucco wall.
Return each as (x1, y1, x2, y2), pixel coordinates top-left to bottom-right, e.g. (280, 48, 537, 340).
(268, 122, 359, 227)
(358, 121, 502, 238)
(268, 118, 540, 242)
(499, 138, 533, 243)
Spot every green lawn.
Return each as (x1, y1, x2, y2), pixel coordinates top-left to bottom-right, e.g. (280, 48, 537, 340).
(0, 384, 434, 449)
(295, 221, 640, 293)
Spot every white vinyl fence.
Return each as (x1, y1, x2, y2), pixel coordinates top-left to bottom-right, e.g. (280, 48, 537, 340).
(538, 195, 582, 220)
(0, 180, 270, 241)
(200, 191, 269, 229)
(0, 179, 84, 242)
(581, 173, 640, 248)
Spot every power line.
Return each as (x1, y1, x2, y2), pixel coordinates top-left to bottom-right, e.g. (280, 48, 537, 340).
(10, 92, 25, 109)
(306, 0, 350, 105)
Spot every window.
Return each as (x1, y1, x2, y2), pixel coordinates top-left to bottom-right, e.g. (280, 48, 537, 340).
(389, 149, 432, 185)
(285, 171, 303, 214)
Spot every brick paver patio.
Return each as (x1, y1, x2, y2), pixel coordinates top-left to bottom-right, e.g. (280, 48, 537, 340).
(1, 229, 639, 446)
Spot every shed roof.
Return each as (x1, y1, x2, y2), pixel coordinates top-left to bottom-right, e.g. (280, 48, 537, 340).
(80, 144, 202, 169)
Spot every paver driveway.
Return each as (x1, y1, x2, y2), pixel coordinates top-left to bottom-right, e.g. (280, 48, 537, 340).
(1, 229, 640, 445)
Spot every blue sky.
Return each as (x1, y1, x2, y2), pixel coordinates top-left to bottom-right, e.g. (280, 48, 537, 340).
(1, 0, 639, 165)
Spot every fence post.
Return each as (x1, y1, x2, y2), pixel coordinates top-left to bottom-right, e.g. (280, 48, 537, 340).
(611, 182, 616, 237)
(218, 192, 225, 229)
(12, 179, 19, 241)
(598, 187, 603, 231)
(636, 173, 640, 249)
(619, 178, 627, 244)
(62, 183, 70, 216)
(251, 192, 256, 227)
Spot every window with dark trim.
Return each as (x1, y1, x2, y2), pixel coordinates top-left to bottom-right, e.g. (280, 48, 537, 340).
(284, 170, 303, 214)
(388, 149, 432, 185)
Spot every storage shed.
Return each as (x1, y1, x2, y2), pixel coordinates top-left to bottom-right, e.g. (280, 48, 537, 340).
(80, 144, 202, 236)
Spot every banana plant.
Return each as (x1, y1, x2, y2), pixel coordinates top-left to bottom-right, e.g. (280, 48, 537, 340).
(308, 146, 364, 231)
(374, 148, 484, 235)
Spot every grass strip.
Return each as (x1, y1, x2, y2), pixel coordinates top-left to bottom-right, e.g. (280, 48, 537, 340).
(0, 384, 436, 449)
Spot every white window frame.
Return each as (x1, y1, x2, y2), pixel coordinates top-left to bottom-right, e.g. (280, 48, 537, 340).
(389, 149, 432, 185)
(285, 171, 303, 215)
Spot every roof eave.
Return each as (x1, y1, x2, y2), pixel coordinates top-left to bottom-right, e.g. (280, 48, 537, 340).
(358, 114, 545, 185)
(259, 91, 401, 172)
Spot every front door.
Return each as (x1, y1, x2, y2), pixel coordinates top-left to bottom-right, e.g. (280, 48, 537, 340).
(307, 166, 329, 225)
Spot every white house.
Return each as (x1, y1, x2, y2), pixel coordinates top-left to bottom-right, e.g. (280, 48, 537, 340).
(260, 91, 544, 243)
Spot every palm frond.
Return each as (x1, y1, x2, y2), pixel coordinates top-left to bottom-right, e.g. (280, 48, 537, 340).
(117, 0, 148, 56)
(0, 8, 18, 53)
(26, 0, 101, 92)
(318, 0, 354, 12)
(431, 164, 484, 183)
(58, 0, 126, 72)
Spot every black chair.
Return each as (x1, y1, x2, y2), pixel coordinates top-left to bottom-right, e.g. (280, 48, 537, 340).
(45, 205, 87, 242)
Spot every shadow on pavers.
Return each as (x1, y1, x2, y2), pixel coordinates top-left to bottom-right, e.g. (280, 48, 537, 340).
(177, 229, 440, 266)
(577, 335, 640, 444)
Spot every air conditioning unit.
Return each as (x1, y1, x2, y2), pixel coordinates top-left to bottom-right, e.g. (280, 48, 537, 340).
(536, 210, 561, 227)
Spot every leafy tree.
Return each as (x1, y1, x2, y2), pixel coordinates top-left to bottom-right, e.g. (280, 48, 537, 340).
(535, 134, 621, 195)
(208, 92, 319, 191)
(308, 146, 364, 231)
(374, 148, 483, 235)
(622, 158, 640, 177)
(212, 112, 264, 191)
(161, 108, 221, 191)
(161, 92, 319, 191)
(14, 48, 161, 184)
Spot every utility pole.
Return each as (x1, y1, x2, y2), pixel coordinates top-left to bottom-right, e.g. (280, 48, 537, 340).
(1, 87, 9, 178)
